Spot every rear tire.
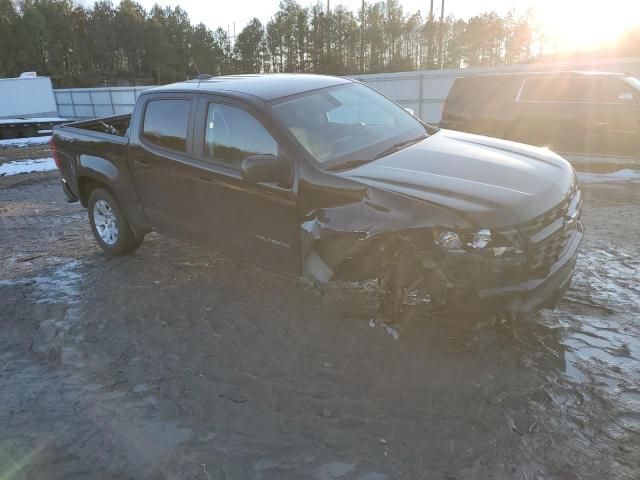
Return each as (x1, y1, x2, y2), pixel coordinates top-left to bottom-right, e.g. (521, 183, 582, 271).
(88, 188, 143, 256)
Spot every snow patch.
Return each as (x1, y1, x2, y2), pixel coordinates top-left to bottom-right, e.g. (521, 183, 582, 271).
(0, 135, 51, 148)
(0, 117, 66, 124)
(0, 158, 56, 176)
(578, 169, 640, 184)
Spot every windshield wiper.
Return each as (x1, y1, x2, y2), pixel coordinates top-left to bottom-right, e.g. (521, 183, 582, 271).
(326, 159, 373, 172)
(373, 134, 427, 160)
(326, 134, 428, 172)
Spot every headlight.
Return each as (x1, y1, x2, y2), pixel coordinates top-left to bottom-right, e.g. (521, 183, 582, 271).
(471, 228, 491, 249)
(434, 229, 518, 257)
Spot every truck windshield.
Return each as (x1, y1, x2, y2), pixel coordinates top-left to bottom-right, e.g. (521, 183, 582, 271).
(270, 83, 427, 169)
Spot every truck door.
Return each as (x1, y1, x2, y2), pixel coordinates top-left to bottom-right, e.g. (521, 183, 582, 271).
(591, 77, 640, 156)
(513, 77, 589, 153)
(186, 96, 300, 275)
(128, 95, 201, 239)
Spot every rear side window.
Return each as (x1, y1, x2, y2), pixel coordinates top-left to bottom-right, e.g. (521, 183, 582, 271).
(142, 99, 191, 152)
(445, 76, 522, 112)
(204, 103, 277, 168)
(520, 77, 600, 103)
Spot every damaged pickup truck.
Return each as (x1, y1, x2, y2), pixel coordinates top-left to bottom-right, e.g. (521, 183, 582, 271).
(51, 74, 583, 321)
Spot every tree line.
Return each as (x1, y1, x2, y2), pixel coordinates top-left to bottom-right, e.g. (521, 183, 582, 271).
(1, 0, 638, 87)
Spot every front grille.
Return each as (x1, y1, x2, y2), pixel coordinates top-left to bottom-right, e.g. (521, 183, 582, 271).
(529, 224, 574, 273)
(517, 183, 582, 276)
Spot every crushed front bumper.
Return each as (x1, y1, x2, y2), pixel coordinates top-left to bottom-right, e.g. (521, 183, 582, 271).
(476, 222, 583, 319)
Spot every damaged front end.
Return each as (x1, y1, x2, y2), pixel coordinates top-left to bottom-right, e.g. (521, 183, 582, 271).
(299, 178, 583, 323)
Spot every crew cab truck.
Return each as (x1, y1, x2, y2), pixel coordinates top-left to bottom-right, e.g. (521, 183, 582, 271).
(52, 74, 583, 320)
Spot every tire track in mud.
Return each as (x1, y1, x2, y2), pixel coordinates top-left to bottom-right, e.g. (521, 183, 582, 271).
(0, 213, 84, 228)
(1, 177, 639, 478)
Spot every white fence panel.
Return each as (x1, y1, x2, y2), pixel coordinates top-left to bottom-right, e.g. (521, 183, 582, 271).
(54, 86, 154, 120)
(54, 58, 640, 122)
(352, 56, 640, 124)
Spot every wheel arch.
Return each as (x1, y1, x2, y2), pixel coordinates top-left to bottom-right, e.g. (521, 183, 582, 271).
(78, 176, 115, 207)
(78, 175, 150, 237)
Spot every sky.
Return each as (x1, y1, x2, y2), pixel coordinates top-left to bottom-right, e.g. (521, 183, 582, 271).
(124, 0, 640, 52)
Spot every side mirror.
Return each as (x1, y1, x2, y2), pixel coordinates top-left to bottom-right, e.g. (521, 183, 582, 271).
(241, 154, 291, 185)
(618, 92, 635, 102)
(403, 107, 415, 116)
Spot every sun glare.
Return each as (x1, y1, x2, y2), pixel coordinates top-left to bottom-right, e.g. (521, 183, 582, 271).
(532, 0, 640, 52)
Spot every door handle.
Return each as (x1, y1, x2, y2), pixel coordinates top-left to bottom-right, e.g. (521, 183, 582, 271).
(134, 159, 151, 168)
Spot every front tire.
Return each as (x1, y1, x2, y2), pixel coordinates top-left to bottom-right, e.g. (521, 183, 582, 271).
(88, 188, 142, 255)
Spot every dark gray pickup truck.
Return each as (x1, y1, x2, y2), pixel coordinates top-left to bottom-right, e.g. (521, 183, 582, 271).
(51, 74, 583, 321)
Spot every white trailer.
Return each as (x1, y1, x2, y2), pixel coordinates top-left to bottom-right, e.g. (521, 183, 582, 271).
(0, 73, 67, 139)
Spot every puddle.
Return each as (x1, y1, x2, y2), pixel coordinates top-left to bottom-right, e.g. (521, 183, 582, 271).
(1, 259, 87, 367)
(115, 419, 193, 464)
(567, 247, 640, 313)
(133, 383, 150, 393)
(563, 357, 588, 383)
(315, 461, 356, 480)
(616, 414, 640, 433)
(578, 169, 640, 184)
(31, 259, 83, 304)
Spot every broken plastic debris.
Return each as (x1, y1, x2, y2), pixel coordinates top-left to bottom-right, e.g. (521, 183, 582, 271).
(384, 325, 400, 340)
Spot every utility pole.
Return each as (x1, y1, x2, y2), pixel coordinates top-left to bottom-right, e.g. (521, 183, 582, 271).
(360, 0, 365, 72)
(437, 0, 444, 69)
(426, 0, 434, 69)
(326, 0, 331, 67)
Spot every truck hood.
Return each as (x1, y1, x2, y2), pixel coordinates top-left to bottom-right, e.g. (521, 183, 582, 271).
(338, 129, 575, 227)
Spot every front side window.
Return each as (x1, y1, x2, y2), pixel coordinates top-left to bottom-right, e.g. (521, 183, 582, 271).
(142, 99, 191, 152)
(270, 83, 426, 168)
(204, 103, 278, 168)
(596, 79, 638, 103)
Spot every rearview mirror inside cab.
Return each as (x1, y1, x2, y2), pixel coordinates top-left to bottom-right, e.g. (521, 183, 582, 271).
(241, 154, 292, 186)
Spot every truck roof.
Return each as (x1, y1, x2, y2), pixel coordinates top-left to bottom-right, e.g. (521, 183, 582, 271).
(454, 70, 628, 80)
(149, 74, 353, 102)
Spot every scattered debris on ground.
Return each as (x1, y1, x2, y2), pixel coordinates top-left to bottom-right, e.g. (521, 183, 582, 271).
(1, 149, 639, 479)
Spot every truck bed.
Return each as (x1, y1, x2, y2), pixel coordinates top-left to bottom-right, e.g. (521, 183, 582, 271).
(64, 114, 131, 137)
(52, 114, 133, 206)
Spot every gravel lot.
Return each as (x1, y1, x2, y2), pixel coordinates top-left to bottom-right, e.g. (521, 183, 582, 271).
(1, 143, 639, 479)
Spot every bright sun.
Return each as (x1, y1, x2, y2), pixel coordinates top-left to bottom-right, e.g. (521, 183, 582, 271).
(531, 0, 640, 52)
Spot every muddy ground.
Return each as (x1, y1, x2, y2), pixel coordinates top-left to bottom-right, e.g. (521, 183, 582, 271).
(1, 144, 639, 479)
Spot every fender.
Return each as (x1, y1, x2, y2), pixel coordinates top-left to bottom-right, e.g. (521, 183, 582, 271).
(298, 174, 473, 284)
(76, 154, 149, 233)
(78, 154, 120, 185)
